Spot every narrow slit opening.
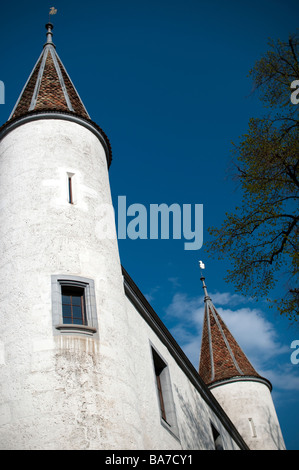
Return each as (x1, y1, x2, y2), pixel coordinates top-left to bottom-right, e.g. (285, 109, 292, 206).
(68, 175, 73, 204)
(248, 418, 257, 438)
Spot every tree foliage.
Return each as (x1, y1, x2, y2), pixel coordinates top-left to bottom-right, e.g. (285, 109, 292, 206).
(207, 33, 299, 322)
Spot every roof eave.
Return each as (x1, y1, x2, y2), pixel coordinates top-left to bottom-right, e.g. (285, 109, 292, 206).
(208, 375, 273, 392)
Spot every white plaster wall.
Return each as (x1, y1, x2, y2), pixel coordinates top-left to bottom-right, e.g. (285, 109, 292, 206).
(211, 381, 286, 450)
(0, 118, 246, 451)
(124, 297, 241, 450)
(0, 119, 144, 449)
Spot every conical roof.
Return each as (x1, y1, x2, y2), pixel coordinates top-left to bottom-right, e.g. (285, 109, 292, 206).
(0, 23, 112, 167)
(10, 23, 90, 121)
(198, 269, 271, 390)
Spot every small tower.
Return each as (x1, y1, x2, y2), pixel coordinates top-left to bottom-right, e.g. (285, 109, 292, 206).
(198, 262, 285, 450)
(0, 23, 144, 449)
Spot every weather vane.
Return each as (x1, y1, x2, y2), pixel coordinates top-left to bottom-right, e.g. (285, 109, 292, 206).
(199, 260, 205, 272)
(49, 6, 57, 22)
(199, 260, 210, 300)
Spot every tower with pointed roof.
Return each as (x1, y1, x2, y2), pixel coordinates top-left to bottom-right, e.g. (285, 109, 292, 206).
(198, 266, 285, 450)
(0, 22, 143, 449)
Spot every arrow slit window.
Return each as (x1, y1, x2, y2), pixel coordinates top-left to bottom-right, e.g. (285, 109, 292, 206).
(67, 172, 75, 204)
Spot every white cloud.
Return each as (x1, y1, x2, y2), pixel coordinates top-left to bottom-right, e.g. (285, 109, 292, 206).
(209, 291, 249, 307)
(216, 306, 288, 369)
(144, 285, 161, 303)
(166, 292, 203, 323)
(168, 277, 181, 288)
(262, 364, 299, 392)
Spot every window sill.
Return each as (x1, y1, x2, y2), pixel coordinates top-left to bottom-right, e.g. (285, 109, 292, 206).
(55, 324, 97, 336)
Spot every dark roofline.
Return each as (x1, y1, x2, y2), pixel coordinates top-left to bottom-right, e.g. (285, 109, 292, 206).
(0, 110, 113, 168)
(121, 265, 250, 451)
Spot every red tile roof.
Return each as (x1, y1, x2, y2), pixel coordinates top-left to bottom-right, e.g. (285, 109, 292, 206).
(199, 300, 267, 387)
(11, 44, 89, 120)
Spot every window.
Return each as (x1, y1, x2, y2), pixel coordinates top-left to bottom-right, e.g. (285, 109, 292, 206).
(211, 423, 224, 450)
(68, 176, 73, 204)
(248, 417, 257, 438)
(153, 350, 167, 422)
(67, 172, 75, 204)
(62, 286, 86, 325)
(151, 345, 180, 440)
(51, 275, 98, 337)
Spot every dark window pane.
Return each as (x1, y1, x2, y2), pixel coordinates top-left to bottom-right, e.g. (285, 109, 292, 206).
(61, 286, 86, 326)
(62, 305, 72, 317)
(62, 294, 71, 304)
(72, 306, 82, 319)
(72, 295, 82, 306)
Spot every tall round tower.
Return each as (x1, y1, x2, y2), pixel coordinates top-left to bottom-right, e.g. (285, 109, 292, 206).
(0, 23, 143, 450)
(198, 264, 286, 450)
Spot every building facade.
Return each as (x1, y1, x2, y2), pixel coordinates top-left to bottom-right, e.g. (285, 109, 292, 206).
(0, 23, 285, 450)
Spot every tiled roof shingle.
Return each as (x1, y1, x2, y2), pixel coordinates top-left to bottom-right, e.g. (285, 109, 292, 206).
(199, 297, 270, 389)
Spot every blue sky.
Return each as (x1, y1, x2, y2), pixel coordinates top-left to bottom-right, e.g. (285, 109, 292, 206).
(1, 0, 298, 450)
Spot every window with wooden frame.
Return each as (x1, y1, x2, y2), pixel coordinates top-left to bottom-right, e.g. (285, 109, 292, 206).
(61, 286, 86, 325)
(151, 345, 180, 440)
(51, 275, 98, 337)
(153, 352, 167, 422)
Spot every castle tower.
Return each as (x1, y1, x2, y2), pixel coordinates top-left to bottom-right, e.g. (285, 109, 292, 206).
(0, 23, 144, 449)
(198, 263, 286, 450)
(0, 21, 287, 452)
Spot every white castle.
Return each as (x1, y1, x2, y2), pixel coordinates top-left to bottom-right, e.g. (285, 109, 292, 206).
(0, 23, 285, 451)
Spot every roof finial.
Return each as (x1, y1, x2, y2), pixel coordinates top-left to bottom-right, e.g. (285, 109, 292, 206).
(199, 261, 211, 301)
(45, 22, 54, 45)
(45, 7, 57, 45)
